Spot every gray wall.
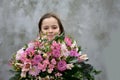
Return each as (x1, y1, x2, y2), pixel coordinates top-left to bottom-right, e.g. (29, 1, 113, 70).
(0, 0, 120, 80)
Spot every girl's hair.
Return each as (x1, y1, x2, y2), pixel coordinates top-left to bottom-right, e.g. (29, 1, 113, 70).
(38, 13, 64, 34)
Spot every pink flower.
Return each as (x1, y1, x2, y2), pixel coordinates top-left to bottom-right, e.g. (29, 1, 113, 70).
(48, 64, 54, 69)
(28, 42, 35, 48)
(57, 60, 67, 71)
(70, 50, 79, 57)
(22, 60, 31, 72)
(55, 72, 62, 77)
(51, 41, 61, 50)
(32, 54, 43, 65)
(78, 54, 88, 62)
(16, 48, 25, 60)
(29, 66, 40, 76)
(38, 63, 44, 70)
(21, 71, 26, 78)
(43, 59, 49, 65)
(48, 68, 53, 73)
(20, 54, 28, 62)
(61, 42, 69, 57)
(25, 46, 35, 57)
(34, 41, 41, 47)
(42, 64, 48, 72)
(66, 64, 74, 70)
(39, 59, 50, 72)
(64, 36, 72, 46)
(51, 58, 56, 65)
(48, 64, 54, 73)
(52, 50, 60, 58)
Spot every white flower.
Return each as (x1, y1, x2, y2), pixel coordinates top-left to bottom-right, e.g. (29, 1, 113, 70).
(47, 69, 53, 73)
(21, 71, 26, 78)
(66, 64, 74, 70)
(28, 42, 35, 48)
(43, 53, 48, 58)
(79, 54, 88, 61)
(61, 42, 67, 50)
(61, 42, 69, 57)
(16, 48, 24, 60)
(71, 40, 77, 48)
(15, 63, 23, 68)
(79, 51, 82, 55)
(71, 40, 79, 51)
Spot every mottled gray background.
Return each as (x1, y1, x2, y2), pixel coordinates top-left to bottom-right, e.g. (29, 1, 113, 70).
(0, 0, 120, 80)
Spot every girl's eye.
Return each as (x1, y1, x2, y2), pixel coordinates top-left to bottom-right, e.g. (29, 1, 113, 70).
(53, 27, 57, 29)
(43, 26, 49, 30)
(44, 27, 48, 30)
(52, 25, 58, 29)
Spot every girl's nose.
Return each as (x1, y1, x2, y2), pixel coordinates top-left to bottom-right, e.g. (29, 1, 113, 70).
(48, 28, 53, 33)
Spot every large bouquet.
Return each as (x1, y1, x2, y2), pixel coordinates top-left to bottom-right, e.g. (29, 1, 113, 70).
(9, 33, 100, 80)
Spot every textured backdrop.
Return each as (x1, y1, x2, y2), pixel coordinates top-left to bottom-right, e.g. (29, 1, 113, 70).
(0, 0, 120, 80)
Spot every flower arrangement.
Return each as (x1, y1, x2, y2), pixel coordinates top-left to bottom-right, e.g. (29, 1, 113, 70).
(9, 33, 100, 80)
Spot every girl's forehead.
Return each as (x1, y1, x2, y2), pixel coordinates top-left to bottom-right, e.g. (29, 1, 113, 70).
(42, 17, 58, 25)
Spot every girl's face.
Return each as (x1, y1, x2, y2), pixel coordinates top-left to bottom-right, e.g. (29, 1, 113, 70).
(41, 17, 61, 40)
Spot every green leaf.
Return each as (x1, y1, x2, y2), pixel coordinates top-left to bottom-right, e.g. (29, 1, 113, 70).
(78, 46, 81, 53)
(9, 72, 21, 80)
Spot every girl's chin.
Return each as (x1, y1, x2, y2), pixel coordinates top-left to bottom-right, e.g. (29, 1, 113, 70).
(47, 36, 55, 40)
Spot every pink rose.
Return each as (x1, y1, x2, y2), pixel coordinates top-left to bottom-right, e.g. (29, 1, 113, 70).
(57, 60, 67, 71)
(52, 50, 60, 58)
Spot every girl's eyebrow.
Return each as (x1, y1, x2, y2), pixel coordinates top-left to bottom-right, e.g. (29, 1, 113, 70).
(42, 25, 49, 27)
(52, 25, 57, 26)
